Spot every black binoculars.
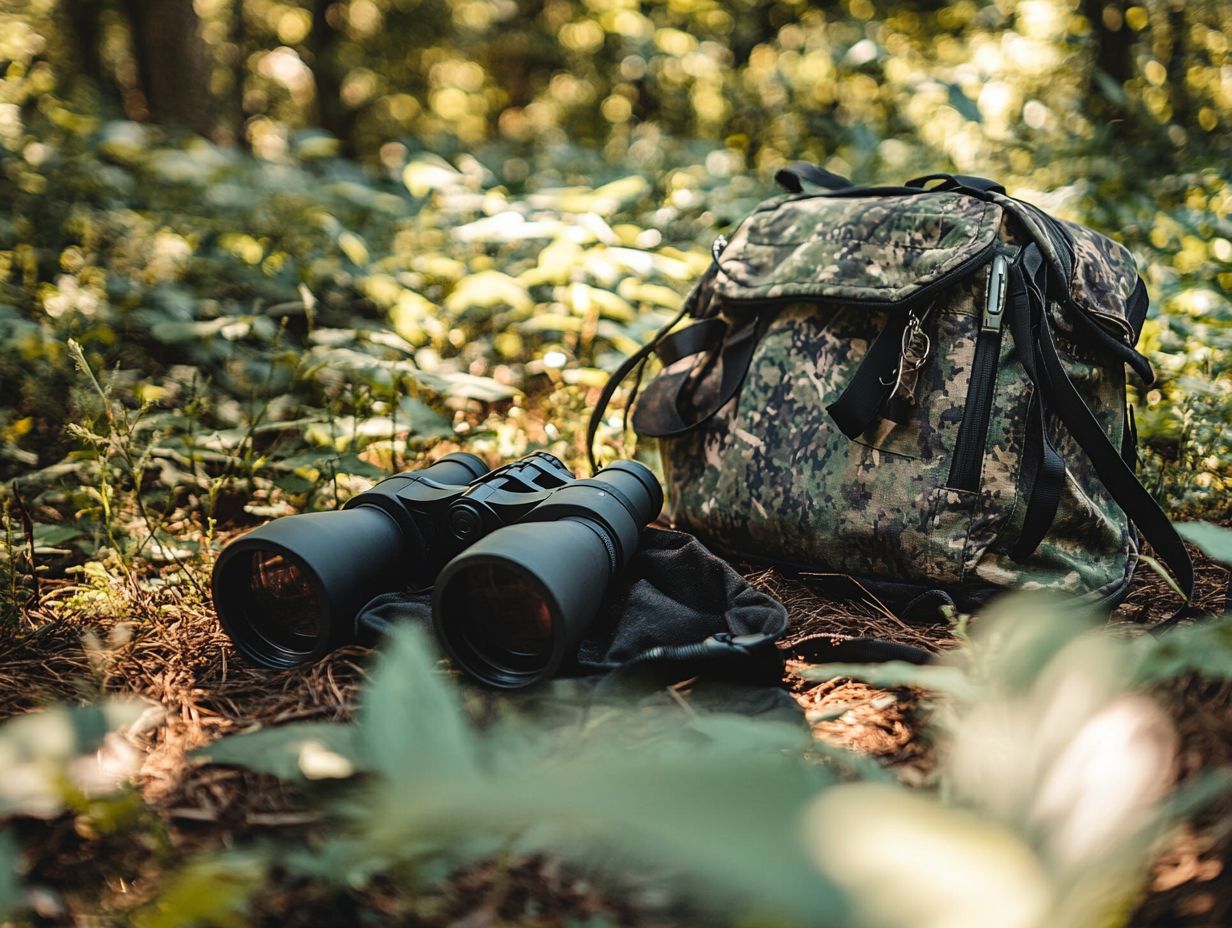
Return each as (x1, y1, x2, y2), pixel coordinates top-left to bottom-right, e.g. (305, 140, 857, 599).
(211, 452, 663, 688)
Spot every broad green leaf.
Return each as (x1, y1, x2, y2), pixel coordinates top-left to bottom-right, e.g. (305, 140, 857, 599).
(397, 395, 452, 438)
(798, 661, 974, 700)
(0, 832, 19, 920)
(1177, 521, 1232, 566)
(357, 624, 477, 784)
(1132, 613, 1232, 683)
(31, 523, 81, 547)
(443, 270, 532, 314)
(194, 722, 358, 781)
(411, 369, 520, 402)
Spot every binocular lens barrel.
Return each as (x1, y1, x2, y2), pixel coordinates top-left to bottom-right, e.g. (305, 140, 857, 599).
(212, 450, 663, 687)
(212, 452, 489, 668)
(433, 459, 663, 688)
(212, 505, 406, 668)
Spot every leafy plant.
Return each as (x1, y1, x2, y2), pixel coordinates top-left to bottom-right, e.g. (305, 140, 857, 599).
(196, 626, 843, 924)
(184, 600, 1232, 928)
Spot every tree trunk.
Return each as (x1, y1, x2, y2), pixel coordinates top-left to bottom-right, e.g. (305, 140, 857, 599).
(228, 0, 248, 148)
(59, 0, 109, 90)
(121, 0, 215, 138)
(309, 0, 356, 153)
(1166, 0, 1188, 127)
(1082, 0, 1135, 108)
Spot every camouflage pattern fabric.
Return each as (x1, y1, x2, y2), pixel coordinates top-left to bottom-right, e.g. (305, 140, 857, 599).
(647, 190, 1140, 604)
(712, 192, 1000, 305)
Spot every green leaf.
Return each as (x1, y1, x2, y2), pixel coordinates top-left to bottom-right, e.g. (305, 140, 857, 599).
(132, 852, 266, 928)
(798, 661, 974, 699)
(0, 832, 20, 920)
(1133, 613, 1232, 683)
(31, 523, 82, 547)
(411, 369, 520, 402)
(947, 82, 983, 123)
(398, 395, 453, 438)
(193, 722, 359, 781)
(357, 624, 478, 784)
(1177, 521, 1232, 566)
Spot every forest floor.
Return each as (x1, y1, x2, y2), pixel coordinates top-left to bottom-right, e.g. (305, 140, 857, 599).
(0, 543, 1228, 926)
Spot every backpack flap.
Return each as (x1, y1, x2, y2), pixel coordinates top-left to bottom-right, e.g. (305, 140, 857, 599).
(631, 191, 1004, 440)
(710, 191, 1002, 307)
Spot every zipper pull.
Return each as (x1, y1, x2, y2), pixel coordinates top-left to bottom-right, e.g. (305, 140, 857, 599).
(982, 253, 1009, 333)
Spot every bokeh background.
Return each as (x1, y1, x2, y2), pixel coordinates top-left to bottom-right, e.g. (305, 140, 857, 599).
(2, 0, 1230, 533)
(1, 3, 1232, 926)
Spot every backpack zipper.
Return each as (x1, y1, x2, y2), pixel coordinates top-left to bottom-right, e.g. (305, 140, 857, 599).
(946, 251, 1011, 492)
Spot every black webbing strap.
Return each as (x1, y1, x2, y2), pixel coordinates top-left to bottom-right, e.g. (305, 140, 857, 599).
(906, 173, 1006, 196)
(654, 317, 727, 366)
(1065, 286, 1155, 385)
(774, 163, 853, 194)
(587, 302, 690, 473)
(630, 315, 765, 438)
(1035, 311, 1195, 606)
(1009, 246, 1066, 561)
(826, 310, 912, 439)
(790, 634, 934, 665)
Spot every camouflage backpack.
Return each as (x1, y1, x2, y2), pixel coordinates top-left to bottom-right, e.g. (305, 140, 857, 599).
(590, 168, 1193, 615)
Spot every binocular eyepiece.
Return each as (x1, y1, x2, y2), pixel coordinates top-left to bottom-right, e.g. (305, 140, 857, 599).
(210, 452, 663, 688)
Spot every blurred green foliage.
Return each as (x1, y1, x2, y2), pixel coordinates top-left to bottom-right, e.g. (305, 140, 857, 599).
(178, 605, 1232, 927)
(1, 0, 1229, 544)
(0, 2, 1230, 924)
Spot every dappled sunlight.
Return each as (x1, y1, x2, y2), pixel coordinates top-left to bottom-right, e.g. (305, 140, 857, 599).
(0, 0, 1230, 923)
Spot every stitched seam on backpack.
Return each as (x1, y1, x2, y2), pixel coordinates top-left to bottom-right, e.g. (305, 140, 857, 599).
(743, 201, 995, 248)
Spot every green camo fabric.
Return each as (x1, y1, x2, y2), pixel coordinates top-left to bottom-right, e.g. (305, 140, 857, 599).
(652, 190, 1143, 604)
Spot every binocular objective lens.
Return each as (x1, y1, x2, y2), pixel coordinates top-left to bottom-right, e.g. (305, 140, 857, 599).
(449, 565, 554, 671)
(247, 551, 324, 651)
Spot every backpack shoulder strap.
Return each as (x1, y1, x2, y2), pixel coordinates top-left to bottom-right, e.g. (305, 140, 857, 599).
(1010, 243, 1195, 614)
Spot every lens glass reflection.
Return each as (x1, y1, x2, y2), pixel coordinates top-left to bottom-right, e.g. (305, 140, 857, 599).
(452, 564, 554, 670)
(247, 550, 323, 652)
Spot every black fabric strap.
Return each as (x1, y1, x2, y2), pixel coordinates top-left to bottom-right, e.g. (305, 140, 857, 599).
(1035, 311, 1195, 604)
(774, 162, 853, 193)
(789, 634, 934, 666)
(631, 316, 764, 438)
(587, 303, 689, 473)
(1064, 289, 1155, 385)
(654, 317, 727, 366)
(1009, 247, 1066, 561)
(906, 173, 1006, 196)
(827, 310, 912, 439)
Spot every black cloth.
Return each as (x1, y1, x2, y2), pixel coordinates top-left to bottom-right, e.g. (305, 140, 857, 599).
(355, 527, 790, 688)
(575, 527, 788, 679)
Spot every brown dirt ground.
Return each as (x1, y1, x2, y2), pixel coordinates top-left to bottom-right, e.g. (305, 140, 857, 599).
(0, 545, 1228, 926)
